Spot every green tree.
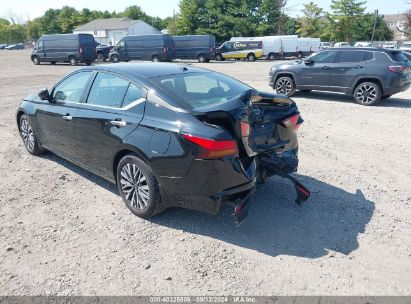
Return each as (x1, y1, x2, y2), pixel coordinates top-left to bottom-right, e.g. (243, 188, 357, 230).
(328, 0, 366, 42)
(296, 2, 323, 37)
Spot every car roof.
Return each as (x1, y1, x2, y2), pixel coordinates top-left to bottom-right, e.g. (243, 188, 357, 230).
(329, 47, 402, 53)
(79, 63, 207, 79)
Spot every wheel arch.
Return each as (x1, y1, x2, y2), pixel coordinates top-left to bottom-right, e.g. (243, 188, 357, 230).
(16, 110, 26, 131)
(112, 146, 151, 184)
(352, 77, 383, 94)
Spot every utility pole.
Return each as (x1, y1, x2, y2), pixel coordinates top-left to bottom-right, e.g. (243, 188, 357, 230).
(371, 9, 378, 43)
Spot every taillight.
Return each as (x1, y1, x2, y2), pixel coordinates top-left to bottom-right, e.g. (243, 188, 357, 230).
(240, 121, 250, 137)
(388, 66, 406, 73)
(183, 134, 238, 159)
(282, 113, 303, 131)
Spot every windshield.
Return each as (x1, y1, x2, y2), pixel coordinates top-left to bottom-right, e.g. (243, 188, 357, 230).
(150, 72, 251, 109)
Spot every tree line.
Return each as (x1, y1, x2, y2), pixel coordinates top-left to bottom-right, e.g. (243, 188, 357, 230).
(0, 5, 171, 44)
(0, 0, 409, 45)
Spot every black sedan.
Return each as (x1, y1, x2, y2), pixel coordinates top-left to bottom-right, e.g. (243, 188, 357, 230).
(16, 63, 309, 224)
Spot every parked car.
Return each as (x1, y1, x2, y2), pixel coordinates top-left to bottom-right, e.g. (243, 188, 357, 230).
(109, 34, 174, 63)
(354, 42, 372, 47)
(0, 43, 8, 49)
(216, 40, 263, 61)
(400, 41, 411, 52)
(321, 42, 333, 49)
(334, 42, 351, 47)
(382, 42, 397, 49)
(31, 34, 97, 66)
(96, 43, 113, 61)
(172, 35, 215, 62)
(5, 43, 24, 50)
(16, 63, 309, 224)
(269, 48, 411, 105)
(403, 51, 411, 61)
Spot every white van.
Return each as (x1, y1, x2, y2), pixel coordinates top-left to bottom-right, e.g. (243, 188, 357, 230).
(281, 37, 298, 58)
(400, 41, 411, 52)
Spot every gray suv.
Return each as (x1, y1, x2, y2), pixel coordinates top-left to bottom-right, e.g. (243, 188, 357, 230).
(269, 48, 411, 105)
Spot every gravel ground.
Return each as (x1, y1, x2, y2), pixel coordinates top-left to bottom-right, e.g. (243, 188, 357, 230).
(0, 50, 410, 296)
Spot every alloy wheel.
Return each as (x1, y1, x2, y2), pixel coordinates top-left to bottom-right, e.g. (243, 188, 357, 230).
(356, 84, 377, 104)
(120, 163, 150, 210)
(20, 117, 35, 152)
(276, 78, 293, 95)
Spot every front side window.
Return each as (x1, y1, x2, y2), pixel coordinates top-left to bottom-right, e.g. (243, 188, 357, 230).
(312, 51, 338, 63)
(87, 73, 130, 108)
(52, 71, 93, 102)
(338, 51, 364, 63)
(150, 72, 251, 109)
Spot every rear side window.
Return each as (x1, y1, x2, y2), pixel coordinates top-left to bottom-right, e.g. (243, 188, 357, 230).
(122, 83, 146, 108)
(363, 51, 373, 61)
(174, 38, 208, 48)
(338, 51, 364, 63)
(87, 73, 129, 108)
(389, 51, 408, 62)
(151, 72, 251, 109)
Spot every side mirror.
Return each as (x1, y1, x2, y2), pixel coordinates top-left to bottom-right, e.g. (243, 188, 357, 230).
(38, 88, 50, 101)
(304, 59, 314, 64)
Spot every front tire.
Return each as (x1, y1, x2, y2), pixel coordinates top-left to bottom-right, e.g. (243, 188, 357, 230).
(111, 54, 120, 63)
(268, 53, 276, 61)
(32, 56, 40, 65)
(247, 53, 256, 61)
(274, 76, 296, 96)
(152, 55, 160, 62)
(215, 54, 224, 61)
(117, 155, 163, 218)
(19, 115, 44, 155)
(97, 52, 105, 62)
(353, 81, 381, 106)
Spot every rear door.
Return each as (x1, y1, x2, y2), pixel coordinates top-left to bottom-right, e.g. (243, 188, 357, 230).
(297, 50, 338, 88)
(330, 50, 366, 89)
(73, 72, 146, 178)
(79, 34, 97, 61)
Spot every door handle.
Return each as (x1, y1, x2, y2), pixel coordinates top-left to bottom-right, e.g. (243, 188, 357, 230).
(110, 120, 127, 127)
(62, 115, 72, 121)
(322, 66, 329, 70)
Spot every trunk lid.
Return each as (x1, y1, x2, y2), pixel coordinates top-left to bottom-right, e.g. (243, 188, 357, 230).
(193, 89, 301, 160)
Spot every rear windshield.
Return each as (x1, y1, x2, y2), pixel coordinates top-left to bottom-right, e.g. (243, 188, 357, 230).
(389, 51, 408, 62)
(150, 72, 251, 109)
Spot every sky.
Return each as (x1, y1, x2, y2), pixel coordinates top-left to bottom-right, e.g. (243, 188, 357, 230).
(1, 0, 410, 21)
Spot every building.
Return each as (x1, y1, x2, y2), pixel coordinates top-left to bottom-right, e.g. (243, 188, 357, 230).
(73, 17, 161, 45)
(383, 14, 407, 41)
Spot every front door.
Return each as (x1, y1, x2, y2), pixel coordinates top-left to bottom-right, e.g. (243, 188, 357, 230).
(35, 71, 93, 159)
(297, 50, 338, 88)
(73, 72, 146, 178)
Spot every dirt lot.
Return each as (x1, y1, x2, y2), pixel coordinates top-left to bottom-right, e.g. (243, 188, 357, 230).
(0, 50, 410, 296)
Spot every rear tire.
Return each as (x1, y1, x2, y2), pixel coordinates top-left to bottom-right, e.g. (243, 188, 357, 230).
(198, 54, 206, 63)
(116, 155, 163, 218)
(85, 61, 92, 66)
(152, 55, 160, 62)
(353, 81, 381, 106)
(69, 56, 78, 66)
(97, 52, 105, 62)
(268, 53, 276, 61)
(19, 114, 44, 156)
(32, 56, 40, 65)
(274, 76, 296, 96)
(297, 52, 304, 59)
(247, 53, 256, 61)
